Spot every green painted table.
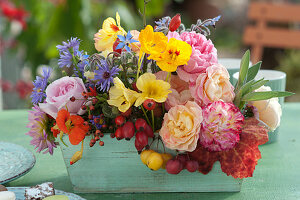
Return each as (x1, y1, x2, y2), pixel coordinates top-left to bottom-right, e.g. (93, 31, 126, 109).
(1, 103, 300, 200)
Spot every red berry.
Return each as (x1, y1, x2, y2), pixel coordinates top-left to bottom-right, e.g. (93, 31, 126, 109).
(143, 99, 156, 110)
(88, 115, 93, 120)
(99, 141, 104, 146)
(113, 38, 122, 54)
(90, 138, 96, 144)
(186, 160, 199, 172)
(115, 115, 125, 126)
(99, 133, 104, 138)
(89, 142, 94, 147)
(135, 118, 147, 131)
(92, 98, 98, 105)
(81, 105, 87, 110)
(95, 136, 100, 141)
(94, 118, 100, 123)
(89, 105, 95, 111)
(110, 133, 115, 138)
(135, 131, 148, 150)
(95, 130, 101, 135)
(121, 107, 132, 118)
(169, 14, 181, 32)
(166, 159, 183, 174)
(83, 121, 89, 126)
(135, 139, 144, 153)
(122, 121, 135, 140)
(115, 127, 123, 140)
(144, 124, 154, 138)
(177, 154, 188, 169)
(70, 96, 76, 102)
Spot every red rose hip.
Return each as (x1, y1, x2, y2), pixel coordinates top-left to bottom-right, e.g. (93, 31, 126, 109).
(135, 118, 147, 131)
(115, 127, 124, 140)
(115, 115, 125, 126)
(123, 121, 135, 140)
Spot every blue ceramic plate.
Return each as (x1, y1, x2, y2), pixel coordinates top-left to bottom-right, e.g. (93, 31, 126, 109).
(7, 187, 86, 200)
(0, 142, 36, 184)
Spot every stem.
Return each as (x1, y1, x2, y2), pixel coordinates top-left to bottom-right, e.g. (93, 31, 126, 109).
(143, 0, 147, 27)
(141, 106, 152, 127)
(72, 55, 83, 79)
(136, 52, 145, 81)
(151, 110, 155, 131)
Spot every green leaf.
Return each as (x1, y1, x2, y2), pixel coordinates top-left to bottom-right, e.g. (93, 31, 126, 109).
(247, 79, 269, 94)
(242, 91, 295, 101)
(246, 61, 262, 82)
(235, 50, 250, 91)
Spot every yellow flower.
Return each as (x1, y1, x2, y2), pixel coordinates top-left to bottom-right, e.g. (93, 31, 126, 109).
(134, 73, 172, 107)
(94, 12, 126, 54)
(107, 77, 138, 113)
(156, 38, 192, 72)
(139, 25, 168, 60)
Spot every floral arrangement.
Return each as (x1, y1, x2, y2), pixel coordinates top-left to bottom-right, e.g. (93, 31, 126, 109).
(26, 8, 293, 179)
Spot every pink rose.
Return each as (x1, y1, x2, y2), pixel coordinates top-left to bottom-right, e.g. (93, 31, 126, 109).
(155, 71, 193, 110)
(159, 101, 203, 152)
(177, 31, 218, 83)
(190, 64, 235, 106)
(39, 76, 87, 118)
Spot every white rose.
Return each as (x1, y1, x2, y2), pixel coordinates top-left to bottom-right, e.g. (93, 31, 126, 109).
(249, 86, 282, 131)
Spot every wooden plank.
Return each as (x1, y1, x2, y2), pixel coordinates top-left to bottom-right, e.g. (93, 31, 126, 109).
(60, 135, 242, 193)
(243, 26, 300, 49)
(248, 2, 300, 23)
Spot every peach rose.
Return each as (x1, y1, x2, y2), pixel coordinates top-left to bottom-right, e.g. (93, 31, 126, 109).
(159, 101, 203, 152)
(155, 71, 193, 110)
(190, 64, 235, 106)
(249, 86, 282, 131)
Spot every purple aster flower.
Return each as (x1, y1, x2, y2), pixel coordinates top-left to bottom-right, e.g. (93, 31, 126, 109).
(26, 105, 57, 155)
(31, 67, 52, 104)
(56, 37, 80, 53)
(93, 60, 120, 92)
(116, 31, 138, 52)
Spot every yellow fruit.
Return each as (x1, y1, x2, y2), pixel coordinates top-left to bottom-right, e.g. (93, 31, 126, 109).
(147, 152, 163, 171)
(161, 153, 173, 169)
(140, 149, 154, 165)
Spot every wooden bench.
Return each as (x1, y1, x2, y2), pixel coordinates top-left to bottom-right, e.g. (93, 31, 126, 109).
(243, 2, 300, 63)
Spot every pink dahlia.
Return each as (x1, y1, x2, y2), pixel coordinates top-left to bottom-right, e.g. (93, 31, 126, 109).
(26, 105, 57, 155)
(200, 101, 244, 152)
(177, 31, 218, 83)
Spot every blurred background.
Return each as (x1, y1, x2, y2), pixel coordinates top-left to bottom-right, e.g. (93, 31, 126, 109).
(0, 0, 299, 109)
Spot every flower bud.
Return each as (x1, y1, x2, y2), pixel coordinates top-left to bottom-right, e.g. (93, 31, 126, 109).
(169, 14, 181, 32)
(70, 151, 83, 165)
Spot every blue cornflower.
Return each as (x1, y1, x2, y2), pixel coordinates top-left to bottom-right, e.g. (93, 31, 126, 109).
(203, 15, 221, 27)
(56, 37, 80, 53)
(74, 50, 89, 78)
(93, 59, 120, 92)
(58, 51, 73, 68)
(57, 37, 81, 68)
(116, 31, 138, 52)
(31, 67, 52, 105)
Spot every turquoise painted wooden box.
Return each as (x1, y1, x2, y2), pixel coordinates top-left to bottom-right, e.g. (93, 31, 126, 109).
(60, 135, 242, 193)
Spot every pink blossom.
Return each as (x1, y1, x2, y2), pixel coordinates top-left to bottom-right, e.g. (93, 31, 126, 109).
(200, 101, 244, 152)
(39, 76, 87, 118)
(155, 71, 193, 110)
(166, 31, 181, 41)
(189, 64, 235, 106)
(160, 101, 203, 152)
(177, 31, 218, 83)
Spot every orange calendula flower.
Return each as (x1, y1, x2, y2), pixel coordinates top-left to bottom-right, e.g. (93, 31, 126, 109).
(156, 38, 192, 72)
(94, 12, 126, 54)
(55, 109, 89, 145)
(139, 25, 168, 60)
